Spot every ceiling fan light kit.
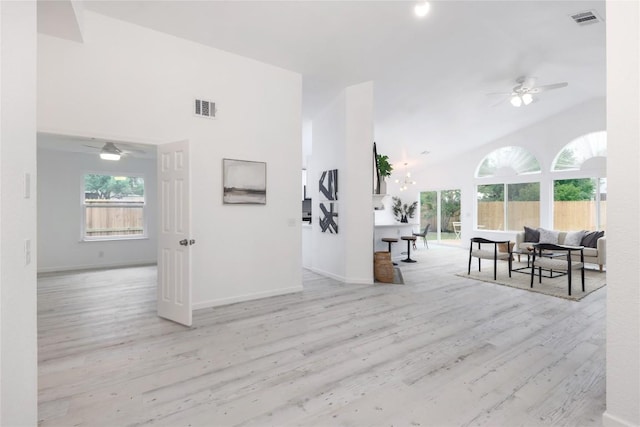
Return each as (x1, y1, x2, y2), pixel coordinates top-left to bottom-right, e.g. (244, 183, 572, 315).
(99, 152, 121, 161)
(510, 93, 533, 107)
(99, 142, 122, 161)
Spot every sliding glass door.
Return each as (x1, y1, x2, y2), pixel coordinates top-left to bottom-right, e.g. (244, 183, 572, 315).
(420, 189, 461, 243)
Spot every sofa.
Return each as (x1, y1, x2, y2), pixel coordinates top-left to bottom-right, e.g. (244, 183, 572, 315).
(515, 230, 606, 271)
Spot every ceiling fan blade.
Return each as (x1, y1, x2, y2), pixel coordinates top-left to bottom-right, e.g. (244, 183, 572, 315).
(119, 146, 147, 154)
(490, 96, 510, 107)
(82, 144, 101, 150)
(485, 92, 512, 97)
(529, 82, 568, 93)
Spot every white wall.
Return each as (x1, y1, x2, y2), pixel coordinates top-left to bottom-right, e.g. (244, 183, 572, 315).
(308, 82, 374, 284)
(604, 2, 640, 426)
(37, 11, 302, 309)
(412, 98, 606, 243)
(0, 2, 38, 425)
(37, 148, 157, 272)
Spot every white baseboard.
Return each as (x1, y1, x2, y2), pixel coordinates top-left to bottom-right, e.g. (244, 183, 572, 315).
(346, 277, 374, 285)
(307, 267, 373, 285)
(603, 411, 639, 427)
(37, 260, 156, 274)
(193, 286, 303, 310)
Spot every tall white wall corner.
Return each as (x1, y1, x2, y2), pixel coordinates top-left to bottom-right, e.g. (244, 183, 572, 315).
(309, 81, 374, 284)
(344, 81, 374, 284)
(605, 1, 640, 426)
(0, 0, 38, 425)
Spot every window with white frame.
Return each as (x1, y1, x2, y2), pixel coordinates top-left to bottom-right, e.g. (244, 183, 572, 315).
(476, 146, 541, 231)
(477, 182, 540, 231)
(82, 173, 146, 240)
(552, 131, 607, 231)
(551, 131, 607, 171)
(476, 146, 541, 178)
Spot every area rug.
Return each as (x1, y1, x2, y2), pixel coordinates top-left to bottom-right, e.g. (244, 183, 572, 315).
(456, 262, 606, 301)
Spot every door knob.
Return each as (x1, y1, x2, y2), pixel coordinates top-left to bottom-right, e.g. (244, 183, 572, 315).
(179, 239, 189, 246)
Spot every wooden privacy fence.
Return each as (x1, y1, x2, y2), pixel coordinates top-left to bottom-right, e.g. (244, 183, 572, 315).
(477, 201, 606, 231)
(85, 205, 144, 236)
(554, 201, 607, 231)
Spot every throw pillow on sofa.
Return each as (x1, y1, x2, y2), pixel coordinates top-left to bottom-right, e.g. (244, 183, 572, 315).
(537, 228, 560, 244)
(581, 230, 605, 248)
(523, 226, 540, 242)
(564, 230, 586, 246)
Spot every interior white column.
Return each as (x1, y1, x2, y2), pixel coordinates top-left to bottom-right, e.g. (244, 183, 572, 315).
(309, 81, 374, 284)
(604, 1, 640, 426)
(0, 1, 38, 425)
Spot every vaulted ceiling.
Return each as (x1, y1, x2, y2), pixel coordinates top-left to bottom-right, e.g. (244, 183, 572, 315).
(41, 1, 606, 170)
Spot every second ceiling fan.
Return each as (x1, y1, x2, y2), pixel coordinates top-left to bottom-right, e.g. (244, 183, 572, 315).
(488, 76, 568, 107)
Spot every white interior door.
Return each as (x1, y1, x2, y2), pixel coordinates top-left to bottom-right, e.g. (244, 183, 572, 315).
(157, 140, 192, 326)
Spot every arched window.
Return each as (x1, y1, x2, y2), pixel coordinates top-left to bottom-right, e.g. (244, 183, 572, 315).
(552, 131, 607, 171)
(475, 147, 541, 231)
(552, 131, 607, 231)
(476, 146, 540, 178)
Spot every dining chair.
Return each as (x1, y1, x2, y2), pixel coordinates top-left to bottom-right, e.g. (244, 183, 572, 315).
(412, 224, 430, 249)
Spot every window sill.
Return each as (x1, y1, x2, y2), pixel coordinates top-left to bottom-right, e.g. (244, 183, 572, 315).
(80, 236, 149, 243)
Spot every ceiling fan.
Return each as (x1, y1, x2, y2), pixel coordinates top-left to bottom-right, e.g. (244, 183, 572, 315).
(488, 76, 568, 107)
(83, 141, 146, 161)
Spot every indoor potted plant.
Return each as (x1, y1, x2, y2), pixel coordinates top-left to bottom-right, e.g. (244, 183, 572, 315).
(376, 154, 393, 195)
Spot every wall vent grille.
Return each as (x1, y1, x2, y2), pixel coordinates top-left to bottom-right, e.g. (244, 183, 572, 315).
(570, 10, 602, 26)
(194, 99, 216, 118)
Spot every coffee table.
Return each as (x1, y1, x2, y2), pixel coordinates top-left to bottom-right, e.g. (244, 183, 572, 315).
(513, 247, 568, 278)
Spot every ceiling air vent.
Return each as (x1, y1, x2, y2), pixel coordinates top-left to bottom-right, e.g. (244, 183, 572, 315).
(194, 99, 216, 119)
(570, 10, 602, 26)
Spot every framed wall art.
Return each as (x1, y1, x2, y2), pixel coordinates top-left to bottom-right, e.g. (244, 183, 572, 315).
(318, 169, 338, 233)
(223, 158, 267, 205)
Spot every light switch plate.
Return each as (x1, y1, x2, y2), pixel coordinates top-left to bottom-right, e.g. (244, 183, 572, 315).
(25, 239, 31, 265)
(24, 172, 31, 199)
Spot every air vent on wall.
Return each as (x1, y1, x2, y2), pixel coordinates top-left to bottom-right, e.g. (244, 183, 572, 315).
(570, 10, 602, 26)
(194, 99, 216, 119)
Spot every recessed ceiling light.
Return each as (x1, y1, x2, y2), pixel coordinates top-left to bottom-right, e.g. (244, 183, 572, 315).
(414, 2, 431, 18)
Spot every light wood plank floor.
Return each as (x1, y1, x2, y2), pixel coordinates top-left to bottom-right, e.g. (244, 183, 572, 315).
(38, 244, 606, 426)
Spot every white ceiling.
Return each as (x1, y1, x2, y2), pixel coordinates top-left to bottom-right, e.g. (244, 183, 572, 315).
(43, 1, 606, 170)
